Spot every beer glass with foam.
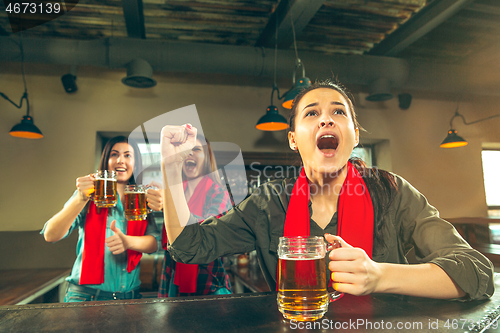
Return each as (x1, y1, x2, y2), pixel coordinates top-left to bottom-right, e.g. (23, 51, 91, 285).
(124, 185, 151, 221)
(92, 170, 118, 208)
(277, 236, 342, 321)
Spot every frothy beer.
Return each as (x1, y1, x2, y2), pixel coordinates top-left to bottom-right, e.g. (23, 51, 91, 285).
(94, 177, 117, 208)
(124, 191, 148, 221)
(277, 254, 329, 322)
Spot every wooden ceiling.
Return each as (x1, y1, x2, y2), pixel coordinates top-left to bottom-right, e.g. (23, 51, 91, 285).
(1, 0, 498, 64)
(1, 0, 500, 94)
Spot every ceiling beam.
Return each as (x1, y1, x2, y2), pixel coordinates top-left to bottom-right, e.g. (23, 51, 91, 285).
(255, 0, 326, 49)
(121, 0, 146, 39)
(368, 0, 475, 56)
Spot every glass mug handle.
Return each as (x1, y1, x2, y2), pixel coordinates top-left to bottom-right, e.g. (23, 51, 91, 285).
(144, 185, 157, 213)
(86, 172, 98, 201)
(327, 239, 344, 302)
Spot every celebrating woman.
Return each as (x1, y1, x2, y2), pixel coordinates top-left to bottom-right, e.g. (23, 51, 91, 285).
(160, 80, 494, 300)
(43, 136, 161, 302)
(158, 134, 233, 297)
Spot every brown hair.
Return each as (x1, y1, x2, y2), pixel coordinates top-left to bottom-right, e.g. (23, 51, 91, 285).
(98, 136, 143, 185)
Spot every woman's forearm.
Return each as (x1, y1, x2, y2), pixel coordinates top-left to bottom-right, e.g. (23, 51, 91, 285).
(126, 235, 158, 254)
(44, 194, 88, 243)
(161, 161, 191, 244)
(376, 262, 466, 299)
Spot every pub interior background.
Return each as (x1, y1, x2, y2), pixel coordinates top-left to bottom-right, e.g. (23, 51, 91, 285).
(1, 0, 500, 303)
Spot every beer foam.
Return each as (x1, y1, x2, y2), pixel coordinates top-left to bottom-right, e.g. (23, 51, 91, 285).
(95, 177, 117, 181)
(125, 191, 143, 194)
(281, 254, 323, 260)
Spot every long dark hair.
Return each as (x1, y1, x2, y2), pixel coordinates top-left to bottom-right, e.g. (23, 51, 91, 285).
(287, 79, 397, 250)
(98, 136, 143, 185)
(350, 158, 398, 252)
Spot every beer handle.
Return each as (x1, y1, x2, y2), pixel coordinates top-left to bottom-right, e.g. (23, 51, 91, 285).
(87, 172, 97, 201)
(327, 239, 343, 302)
(145, 184, 158, 213)
(329, 291, 343, 302)
(326, 240, 341, 252)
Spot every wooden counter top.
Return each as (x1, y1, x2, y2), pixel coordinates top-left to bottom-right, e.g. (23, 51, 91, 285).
(0, 268, 70, 305)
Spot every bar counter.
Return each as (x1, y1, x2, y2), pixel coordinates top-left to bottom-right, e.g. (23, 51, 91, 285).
(0, 269, 70, 305)
(2, 277, 500, 332)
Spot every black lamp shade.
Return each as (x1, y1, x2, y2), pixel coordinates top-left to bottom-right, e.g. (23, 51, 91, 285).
(282, 77, 311, 109)
(440, 129, 467, 148)
(10, 115, 43, 139)
(256, 105, 288, 131)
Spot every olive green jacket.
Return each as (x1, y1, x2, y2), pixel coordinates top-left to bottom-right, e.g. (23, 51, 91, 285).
(168, 174, 494, 300)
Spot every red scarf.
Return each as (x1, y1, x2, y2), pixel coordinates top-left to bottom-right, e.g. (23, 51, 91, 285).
(172, 176, 214, 293)
(280, 162, 374, 289)
(79, 202, 148, 285)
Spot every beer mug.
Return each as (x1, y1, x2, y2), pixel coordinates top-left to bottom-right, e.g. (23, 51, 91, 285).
(277, 236, 342, 322)
(92, 170, 118, 208)
(124, 185, 152, 221)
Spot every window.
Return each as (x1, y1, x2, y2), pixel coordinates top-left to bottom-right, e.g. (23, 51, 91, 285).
(481, 149, 500, 217)
(351, 146, 373, 167)
(137, 143, 162, 185)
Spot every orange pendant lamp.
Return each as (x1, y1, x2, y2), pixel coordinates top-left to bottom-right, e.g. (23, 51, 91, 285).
(440, 109, 500, 148)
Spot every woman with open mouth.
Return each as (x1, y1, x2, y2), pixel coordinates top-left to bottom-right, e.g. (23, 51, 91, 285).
(42, 136, 161, 302)
(158, 134, 233, 297)
(160, 80, 493, 301)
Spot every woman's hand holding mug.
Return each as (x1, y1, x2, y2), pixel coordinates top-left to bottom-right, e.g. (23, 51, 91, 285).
(76, 174, 95, 202)
(325, 233, 383, 296)
(146, 181, 163, 212)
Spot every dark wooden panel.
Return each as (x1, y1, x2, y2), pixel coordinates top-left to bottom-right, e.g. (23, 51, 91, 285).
(0, 231, 77, 270)
(0, 268, 70, 305)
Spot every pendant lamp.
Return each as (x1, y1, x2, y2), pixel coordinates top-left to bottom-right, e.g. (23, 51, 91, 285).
(256, 84, 288, 131)
(281, 15, 311, 109)
(440, 109, 500, 148)
(2, 39, 43, 139)
(439, 129, 467, 148)
(282, 59, 311, 109)
(10, 115, 43, 139)
(6, 92, 43, 139)
(256, 14, 288, 131)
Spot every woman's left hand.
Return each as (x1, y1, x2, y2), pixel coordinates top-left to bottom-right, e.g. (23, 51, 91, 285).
(106, 220, 129, 255)
(146, 181, 163, 211)
(325, 233, 383, 296)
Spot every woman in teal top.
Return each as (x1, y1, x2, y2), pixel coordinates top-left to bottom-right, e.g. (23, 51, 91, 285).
(42, 136, 161, 302)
